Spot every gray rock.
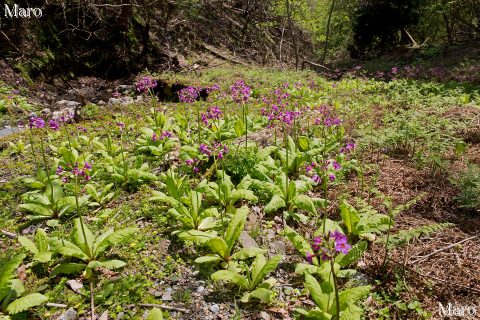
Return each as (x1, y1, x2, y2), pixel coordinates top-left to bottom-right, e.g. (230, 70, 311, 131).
(136, 95, 143, 102)
(270, 240, 286, 254)
(99, 311, 108, 320)
(108, 97, 134, 106)
(117, 84, 134, 92)
(66, 279, 83, 293)
(97, 100, 106, 106)
(120, 97, 134, 105)
(209, 304, 220, 313)
(56, 307, 77, 320)
(116, 312, 125, 320)
(41, 108, 52, 116)
(259, 311, 271, 320)
(162, 288, 173, 301)
(108, 98, 120, 105)
(53, 100, 81, 110)
(239, 231, 258, 248)
(196, 286, 205, 293)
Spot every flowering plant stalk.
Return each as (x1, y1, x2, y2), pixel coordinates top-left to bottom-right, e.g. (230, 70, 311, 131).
(305, 231, 352, 320)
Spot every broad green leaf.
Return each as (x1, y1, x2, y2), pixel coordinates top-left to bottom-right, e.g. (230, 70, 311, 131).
(339, 200, 360, 235)
(264, 194, 286, 213)
(94, 227, 137, 257)
(6, 293, 47, 314)
(231, 248, 266, 261)
(251, 255, 281, 289)
(146, 307, 164, 320)
(178, 230, 215, 244)
(0, 254, 25, 301)
(230, 189, 258, 205)
(211, 270, 248, 289)
(19, 204, 52, 218)
(149, 191, 179, 207)
(242, 288, 273, 303)
(101, 259, 126, 269)
(194, 255, 223, 264)
(292, 194, 317, 215)
(295, 263, 320, 276)
(50, 263, 87, 276)
(316, 219, 343, 237)
(234, 119, 245, 137)
(17, 236, 39, 255)
(34, 229, 49, 253)
(72, 218, 95, 258)
(50, 238, 88, 260)
(206, 238, 228, 259)
(225, 206, 248, 251)
(284, 226, 317, 264)
(305, 274, 331, 311)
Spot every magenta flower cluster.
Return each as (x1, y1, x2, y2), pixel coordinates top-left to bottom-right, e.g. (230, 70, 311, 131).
(185, 158, 200, 174)
(199, 142, 228, 159)
(57, 162, 93, 183)
(230, 80, 251, 103)
(29, 116, 70, 131)
(306, 231, 351, 264)
(178, 86, 199, 103)
(152, 131, 173, 142)
(340, 143, 356, 154)
(201, 106, 222, 126)
(307, 159, 341, 184)
(136, 76, 158, 93)
(29, 117, 45, 129)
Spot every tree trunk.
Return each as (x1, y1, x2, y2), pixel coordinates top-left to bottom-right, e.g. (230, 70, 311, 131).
(321, 0, 336, 64)
(286, 0, 299, 70)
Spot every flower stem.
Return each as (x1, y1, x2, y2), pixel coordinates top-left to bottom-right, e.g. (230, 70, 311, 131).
(39, 133, 54, 203)
(330, 258, 340, 320)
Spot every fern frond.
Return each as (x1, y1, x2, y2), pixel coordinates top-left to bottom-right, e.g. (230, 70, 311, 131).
(377, 223, 454, 249)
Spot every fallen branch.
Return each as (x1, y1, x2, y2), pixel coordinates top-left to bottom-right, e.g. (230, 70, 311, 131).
(201, 43, 248, 66)
(138, 303, 189, 313)
(46, 303, 68, 308)
(1, 230, 17, 238)
(301, 60, 331, 71)
(411, 235, 478, 264)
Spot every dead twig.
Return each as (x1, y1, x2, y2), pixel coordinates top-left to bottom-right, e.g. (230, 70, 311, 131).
(1, 230, 17, 238)
(389, 258, 480, 294)
(411, 235, 478, 264)
(46, 303, 68, 308)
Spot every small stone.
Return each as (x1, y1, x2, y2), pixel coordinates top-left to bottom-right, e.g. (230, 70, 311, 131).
(162, 288, 173, 301)
(56, 307, 77, 320)
(117, 84, 134, 92)
(270, 240, 286, 254)
(66, 279, 83, 293)
(98, 311, 108, 320)
(259, 311, 271, 320)
(116, 312, 125, 320)
(209, 304, 220, 313)
(239, 231, 258, 248)
(196, 286, 205, 293)
(97, 100, 106, 106)
(136, 95, 143, 102)
(53, 100, 81, 109)
(41, 108, 52, 116)
(120, 97, 134, 105)
(108, 98, 120, 105)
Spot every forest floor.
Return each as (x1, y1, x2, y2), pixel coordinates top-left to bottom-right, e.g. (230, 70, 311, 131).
(0, 65, 479, 320)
